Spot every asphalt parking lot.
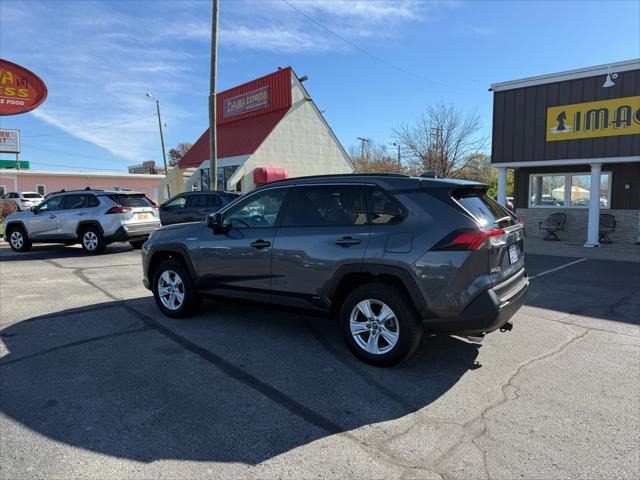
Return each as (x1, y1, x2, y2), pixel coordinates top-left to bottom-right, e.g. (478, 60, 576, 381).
(0, 242, 638, 479)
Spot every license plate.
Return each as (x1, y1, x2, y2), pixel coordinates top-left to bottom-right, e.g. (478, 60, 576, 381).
(138, 212, 149, 220)
(508, 244, 519, 264)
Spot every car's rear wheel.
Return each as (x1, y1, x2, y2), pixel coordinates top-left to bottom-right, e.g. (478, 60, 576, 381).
(80, 227, 106, 254)
(7, 226, 32, 252)
(129, 240, 145, 249)
(339, 283, 422, 367)
(152, 259, 202, 318)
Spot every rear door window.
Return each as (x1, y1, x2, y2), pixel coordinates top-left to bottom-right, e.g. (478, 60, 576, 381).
(188, 194, 221, 209)
(366, 186, 406, 225)
(282, 185, 367, 227)
(110, 194, 153, 208)
(454, 192, 516, 228)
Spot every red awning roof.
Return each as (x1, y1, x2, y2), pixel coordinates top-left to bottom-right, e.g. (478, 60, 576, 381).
(179, 68, 293, 169)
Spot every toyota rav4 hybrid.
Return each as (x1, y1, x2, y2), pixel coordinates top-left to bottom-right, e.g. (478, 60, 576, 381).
(5, 189, 161, 254)
(142, 174, 528, 366)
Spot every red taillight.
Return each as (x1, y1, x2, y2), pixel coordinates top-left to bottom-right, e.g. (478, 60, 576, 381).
(20, 199, 29, 203)
(449, 228, 506, 251)
(151, 205, 159, 209)
(106, 206, 132, 214)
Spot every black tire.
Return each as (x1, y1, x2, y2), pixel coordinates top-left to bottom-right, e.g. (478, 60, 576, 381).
(152, 258, 202, 318)
(6, 225, 32, 252)
(80, 226, 106, 254)
(129, 240, 145, 249)
(339, 283, 423, 367)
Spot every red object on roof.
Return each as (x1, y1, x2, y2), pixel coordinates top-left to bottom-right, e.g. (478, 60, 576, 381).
(179, 68, 292, 169)
(254, 167, 288, 185)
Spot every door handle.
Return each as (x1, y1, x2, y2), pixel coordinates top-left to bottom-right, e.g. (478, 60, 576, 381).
(77, 212, 86, 216)
(49, 215, 57, 219)
(250, 239, 271, 249)
(335, 236, 361, 247)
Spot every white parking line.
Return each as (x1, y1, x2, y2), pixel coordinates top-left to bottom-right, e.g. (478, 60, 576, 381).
(529, 257, 588, 280)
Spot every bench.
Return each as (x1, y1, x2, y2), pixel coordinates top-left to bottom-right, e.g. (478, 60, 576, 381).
(539, 212, 566, 241)
(599, 213, 616, 244)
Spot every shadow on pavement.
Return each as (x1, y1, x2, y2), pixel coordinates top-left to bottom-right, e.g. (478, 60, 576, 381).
(0, 243, 137, 261)
(524, 256, 640, 326)
(0, 298, 479, 464)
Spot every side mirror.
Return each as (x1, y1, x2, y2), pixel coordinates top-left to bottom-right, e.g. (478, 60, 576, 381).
(30, 205, 39, 213)
(208, 212, 224, 234)
(160, 204, 168, 211)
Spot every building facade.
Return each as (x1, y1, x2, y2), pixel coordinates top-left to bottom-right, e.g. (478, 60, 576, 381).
(165, 67, 354, 201)
(0, 170, 164, 203)
(490, 59, 640, 245)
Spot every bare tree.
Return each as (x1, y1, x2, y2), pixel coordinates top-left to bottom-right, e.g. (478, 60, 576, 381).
(393, 102, 488, 178)
(168, 142, 193, 167)
(349, 141, 404, 174)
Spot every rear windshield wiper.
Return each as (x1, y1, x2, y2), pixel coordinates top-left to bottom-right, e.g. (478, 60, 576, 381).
(493, 216, 512, 225)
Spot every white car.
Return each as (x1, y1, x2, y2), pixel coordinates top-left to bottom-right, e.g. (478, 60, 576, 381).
(3, 191, 44, 211)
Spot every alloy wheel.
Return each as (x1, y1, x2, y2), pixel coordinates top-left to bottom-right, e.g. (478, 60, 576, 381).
(349, 299, 400, 355)
(157, 270, 185, 311)
(10, 231, 24, 250)
(83, 231, 98, 251)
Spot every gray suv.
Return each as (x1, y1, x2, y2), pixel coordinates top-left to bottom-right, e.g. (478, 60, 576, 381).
(5, 189, 161, 254)
(142, 174, 528, 366)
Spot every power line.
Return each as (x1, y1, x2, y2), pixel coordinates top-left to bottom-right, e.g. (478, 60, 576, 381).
(280, 0, 457, 89)
(28, 162, 126, 172)
(19, 144, 134, 166)
(22, 114, 157, 138)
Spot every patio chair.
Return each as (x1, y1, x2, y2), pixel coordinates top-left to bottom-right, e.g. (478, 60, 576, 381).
(599, 213, 616, 244)
(539, 212, 566, 241)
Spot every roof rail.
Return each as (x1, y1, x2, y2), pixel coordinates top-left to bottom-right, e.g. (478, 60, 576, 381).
(271, 173, 410, 183)
(420, 171, 438, 178)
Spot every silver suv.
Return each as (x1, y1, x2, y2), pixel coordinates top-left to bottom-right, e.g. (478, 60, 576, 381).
(4, 189, 161, 254)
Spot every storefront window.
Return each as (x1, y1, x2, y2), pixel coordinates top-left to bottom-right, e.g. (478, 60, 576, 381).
(529, 175, 565, 207)
(199, 166, 239, 191)
(529, 172, 611, 208)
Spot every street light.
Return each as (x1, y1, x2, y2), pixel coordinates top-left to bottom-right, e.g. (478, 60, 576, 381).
(392, 142, 401, 172)
(145, 92, 170, 197)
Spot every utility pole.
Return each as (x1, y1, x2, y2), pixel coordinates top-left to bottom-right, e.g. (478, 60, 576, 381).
(357, 137, 370, 160)
(146, 93, 170, 197)
(208, 0, 219, 191)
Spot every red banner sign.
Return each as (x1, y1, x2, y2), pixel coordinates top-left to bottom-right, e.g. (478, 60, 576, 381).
(0, 59, 48, 115)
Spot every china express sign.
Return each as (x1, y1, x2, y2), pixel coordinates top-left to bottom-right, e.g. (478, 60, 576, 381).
(546, 96, 640, 141)
(223, 86, 269, 118)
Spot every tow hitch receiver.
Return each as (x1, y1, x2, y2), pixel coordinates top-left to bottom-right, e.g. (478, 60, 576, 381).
(500, 322, 514, 332)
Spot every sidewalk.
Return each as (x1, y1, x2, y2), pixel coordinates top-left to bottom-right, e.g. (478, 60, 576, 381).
(525, 237, 640, 263)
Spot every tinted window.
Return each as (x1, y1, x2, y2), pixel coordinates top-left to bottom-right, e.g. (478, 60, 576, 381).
(37, 196, 64, 212)
(188, 194, 220, 209)
(110, 194, 153, 207)
(283, 185, 366, 227)
(62, 194, 98, 210)
(367, 187, 406, 225)
(165, 196, 187, 209)
(7, 193, 17, 199)
(224, 188, 287, 228)
(455, 193, 516, 228)
(23, 193, 43, 199)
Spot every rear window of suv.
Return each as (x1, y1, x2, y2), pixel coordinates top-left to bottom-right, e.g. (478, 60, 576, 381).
(454, 192, 516, 228)
(109, 194, 154, 207)
(23, 193, 43, 199)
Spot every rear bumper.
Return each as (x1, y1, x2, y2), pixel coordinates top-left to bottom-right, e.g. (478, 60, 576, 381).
(423, 269, 529, 335)
(105, 223, 160, 243)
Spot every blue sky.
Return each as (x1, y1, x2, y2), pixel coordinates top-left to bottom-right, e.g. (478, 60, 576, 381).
(0, 0, 638, 172)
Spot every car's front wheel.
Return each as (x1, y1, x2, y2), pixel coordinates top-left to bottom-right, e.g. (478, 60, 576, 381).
(7, 226, 32, 252)
(339, 283, 423, 367)
(152, 259, 202, 318)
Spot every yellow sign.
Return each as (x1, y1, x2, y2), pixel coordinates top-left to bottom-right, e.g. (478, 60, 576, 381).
(546, 96, 640, 141)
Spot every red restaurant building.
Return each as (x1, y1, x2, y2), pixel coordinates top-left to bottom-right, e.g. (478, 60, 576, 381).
(162, 67, 354, 199)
